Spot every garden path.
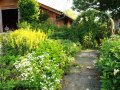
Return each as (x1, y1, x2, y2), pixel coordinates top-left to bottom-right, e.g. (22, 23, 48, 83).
(62, 50, 101, 90)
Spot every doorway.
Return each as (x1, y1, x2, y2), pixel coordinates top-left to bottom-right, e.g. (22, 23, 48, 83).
(2, 9, 18, 32)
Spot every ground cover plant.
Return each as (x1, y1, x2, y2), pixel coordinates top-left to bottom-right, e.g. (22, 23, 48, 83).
(96, 35, 120, 90)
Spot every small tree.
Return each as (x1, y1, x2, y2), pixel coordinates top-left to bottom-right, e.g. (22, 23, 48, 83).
(18, 0, 40, 23)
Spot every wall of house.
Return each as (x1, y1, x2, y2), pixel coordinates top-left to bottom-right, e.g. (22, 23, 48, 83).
(40, 7, 57, 24)
(67, 19, 72, 27)
(40, 6, 72, 27)
(0, 0, 17, 9)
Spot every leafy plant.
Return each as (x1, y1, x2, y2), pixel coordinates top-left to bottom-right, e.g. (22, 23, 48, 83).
(96, 35, 120, 90)
(71, 10, 111, 48)
(18, 0, 40, 22)
(13, 39, 76, 90)
(2, 29, 46, 56)
(58, 39, 81, 56)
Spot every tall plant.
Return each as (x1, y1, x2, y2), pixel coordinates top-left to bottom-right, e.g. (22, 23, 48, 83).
(71, 9, 112, 48)
(18, 0, 40, 23)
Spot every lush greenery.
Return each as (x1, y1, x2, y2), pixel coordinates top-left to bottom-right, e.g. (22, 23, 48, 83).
(1, 0, 119, 89)
(73, 0, 120, 19)
(70, 10, 112, 48)
(3, 29, 46, 56)
(18, 21, 71, 40)
(18, 0, 40, 22)
(0, 28, 81, 89)
(96, 35, 120, 90)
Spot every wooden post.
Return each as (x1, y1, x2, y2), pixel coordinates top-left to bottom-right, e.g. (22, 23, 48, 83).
(0, 9, 3, 33)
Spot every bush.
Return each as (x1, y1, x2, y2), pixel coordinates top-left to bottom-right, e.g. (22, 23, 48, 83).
(58, 39, 81, 56)
(18, 0, 40, 22)
(13, 39, 77, 90)
(0, 36, 81, 90)
(18, 21, 73, 41)
(71, 10, 111, 48)
(3, 29, 46, 56)
(96, 35, 120, 90)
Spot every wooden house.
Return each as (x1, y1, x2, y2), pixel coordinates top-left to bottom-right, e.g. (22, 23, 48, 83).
(39, 3, 73, 27)
(0, 0, 73, 33)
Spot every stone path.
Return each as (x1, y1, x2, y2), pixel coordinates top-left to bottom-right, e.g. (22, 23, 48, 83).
(62, 50, 101, 90)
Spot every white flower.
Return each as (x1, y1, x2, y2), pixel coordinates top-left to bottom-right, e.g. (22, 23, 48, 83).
(27, 67, 32, 71)
(42, 86, 47, 90)
(114, 69, 119, 76)
(55, 79, 60, 83)
(42, 74, 46, 78)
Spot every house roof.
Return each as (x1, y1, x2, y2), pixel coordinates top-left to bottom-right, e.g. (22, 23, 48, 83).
(38, 2, 74, 21)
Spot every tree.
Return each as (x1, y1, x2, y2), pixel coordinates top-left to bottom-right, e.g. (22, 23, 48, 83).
(71, 9, 113, 47)
(72, 0, 120, 19)
(18, 0, 40, 22)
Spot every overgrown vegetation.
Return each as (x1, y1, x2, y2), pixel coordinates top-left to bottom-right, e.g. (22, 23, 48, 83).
(0, 0, 119, 89)
(70, 10, 112, 48)
(0, 28, 81, 89)
(96, 35, 120, 90)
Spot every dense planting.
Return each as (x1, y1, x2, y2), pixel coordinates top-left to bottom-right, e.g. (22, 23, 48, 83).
(4, 29, 46, 56)
(96, 35, 120, 90)
(70, 10, 112, 48)
(0, 29, 81, 90)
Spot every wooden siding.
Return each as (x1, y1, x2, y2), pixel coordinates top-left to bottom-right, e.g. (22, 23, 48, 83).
(40, 4, 73, 27)
(0, 0, 18, 9)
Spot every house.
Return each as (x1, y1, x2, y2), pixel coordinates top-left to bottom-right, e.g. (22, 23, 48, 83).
(0, 0, 73, 33)
(39, 3, 73, 27)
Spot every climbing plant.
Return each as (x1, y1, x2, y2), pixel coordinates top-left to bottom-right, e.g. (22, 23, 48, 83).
(18, 0, 40, 23)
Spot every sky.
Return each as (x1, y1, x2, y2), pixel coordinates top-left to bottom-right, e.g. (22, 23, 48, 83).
(37, 0, 73, 11)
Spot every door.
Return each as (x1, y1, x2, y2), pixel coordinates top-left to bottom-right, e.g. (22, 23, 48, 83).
(2, 9, 18, 32)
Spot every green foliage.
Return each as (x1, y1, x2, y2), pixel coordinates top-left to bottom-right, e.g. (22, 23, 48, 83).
(39, 10, 49, 22)
(96, 35, 120, 90)
(0, 29, 81, 90)
(0, 39, 80, 90)
(18, 0, 40, 22)
(18, 21, 72, 40)
(2, 29, 46, 56)
(73, 0, 120, 18)
(58, 39, 81, 57)
(71, 10, 111, 48)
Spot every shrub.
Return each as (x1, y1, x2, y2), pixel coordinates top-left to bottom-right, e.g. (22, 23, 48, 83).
(18, 0, 40, 22)
(0, 37, 80, 89)
(96, 35, 120, 90)
(71, 10, 111, 48)
(3, 29, 46, 56)
(13, 39, 75, 90)
(18, 21, 73, 40)
(58, 39, 81, 56)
